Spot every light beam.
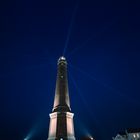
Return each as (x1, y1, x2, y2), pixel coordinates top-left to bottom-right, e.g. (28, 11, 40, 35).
(63, 0, 79, 56)
(69, 64, 140, 106)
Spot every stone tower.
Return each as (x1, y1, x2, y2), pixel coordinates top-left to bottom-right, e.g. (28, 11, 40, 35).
(48, 56, 75, 140)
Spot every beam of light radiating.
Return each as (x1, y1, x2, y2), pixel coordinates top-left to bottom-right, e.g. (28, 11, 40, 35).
(24, 112, 48, 140)
(69, 64, 140, 106)
(24, 123, 40, 140)
(76, 119, 90, 136)
(67, 17, 119, 58)
(24, 133, 32, 140)
(63, 0, 79, 56)
(24, 129, 35, 140)
(69, 70, 101, 130)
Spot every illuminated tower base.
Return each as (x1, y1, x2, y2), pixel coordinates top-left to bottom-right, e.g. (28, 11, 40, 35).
(48, 112, 75, 140)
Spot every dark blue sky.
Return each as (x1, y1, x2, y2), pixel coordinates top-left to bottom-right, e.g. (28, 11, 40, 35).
(0, 0, 140, 140)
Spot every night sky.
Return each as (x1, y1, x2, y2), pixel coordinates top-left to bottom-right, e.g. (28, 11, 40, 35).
(0, 0, 140, 140)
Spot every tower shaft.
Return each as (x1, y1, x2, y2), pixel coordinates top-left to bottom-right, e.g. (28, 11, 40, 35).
(53, 57, 70, 112)
(48, 57, 75, 140)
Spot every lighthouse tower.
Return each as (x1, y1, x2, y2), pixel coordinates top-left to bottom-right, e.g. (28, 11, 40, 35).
(48, 56, 76, 140)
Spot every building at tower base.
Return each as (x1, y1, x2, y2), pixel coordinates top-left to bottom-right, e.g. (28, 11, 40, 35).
(113, 128, 140, 140)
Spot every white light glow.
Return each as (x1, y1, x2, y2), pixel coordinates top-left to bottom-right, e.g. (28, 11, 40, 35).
(61, 56, 65, 60)
(86, 134, 94, 140)
(90, 137, 94, 140)
(59, 56, 66, 61)
(133, 134, 136, 138)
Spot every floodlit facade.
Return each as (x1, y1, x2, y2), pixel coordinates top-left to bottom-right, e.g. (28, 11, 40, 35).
(48, 56, 75, 140)
(113, 129, 140, 140)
